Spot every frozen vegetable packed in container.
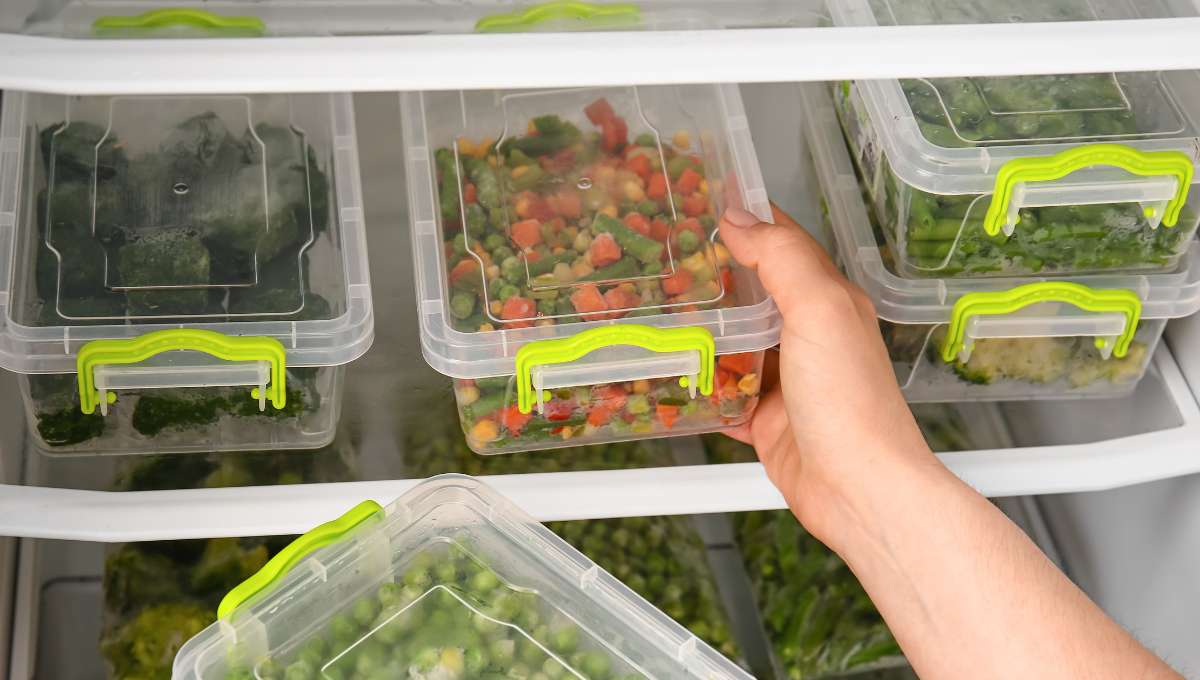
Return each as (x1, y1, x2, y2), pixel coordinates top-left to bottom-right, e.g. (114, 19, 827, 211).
(402, 84, 779, 454)
(0, 91, 373, 454)
(804, 82, 1200, 402)
(173, 475, 753, 680)
(828, 0, 1200, 280)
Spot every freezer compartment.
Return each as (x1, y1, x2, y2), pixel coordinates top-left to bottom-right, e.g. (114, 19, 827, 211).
(0, 90, 374, 455)
(805, 82, 1200, 402)
(827, 0, 1200, 280)
(402, 84, 778, 454)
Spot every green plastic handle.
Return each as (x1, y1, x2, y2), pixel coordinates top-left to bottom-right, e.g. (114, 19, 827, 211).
(476, 1, 640, 33)
(93, 9, 265, 36)
(983, 144, 1194, 237)
(76, 329, 287, 415)
(514, 324, 714, 414)
(941, 282, 1142, 364)
(218, 500, 384, 620)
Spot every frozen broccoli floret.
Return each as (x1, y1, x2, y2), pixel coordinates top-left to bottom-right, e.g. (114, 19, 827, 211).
(36, 405, 105, 446)
(229, 285, 331, 320)
(190, 538, 270, 595)
(160, 112, 238, 177)
(118, 228, 212, 315)
(100, 602, 213, 680)
(131, 392, 224, 437)
(952, 338, 1071, 385)
(39, 121, 124, 184)
(103, 545, 185, 616)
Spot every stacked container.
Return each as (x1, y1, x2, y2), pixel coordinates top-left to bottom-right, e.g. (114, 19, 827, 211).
(0, 91, 374, 453)
(402, 83, 780, 453)
(821, 0, 1200, 402)
(173, 475, 752, 680)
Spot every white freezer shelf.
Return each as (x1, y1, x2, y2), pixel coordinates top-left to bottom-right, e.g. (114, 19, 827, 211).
(0, 344, 1198, 542)
(4, 17, 1200, 94)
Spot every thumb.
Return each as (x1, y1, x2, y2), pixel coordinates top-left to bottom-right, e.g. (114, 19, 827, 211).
(718, 204, 843, 314)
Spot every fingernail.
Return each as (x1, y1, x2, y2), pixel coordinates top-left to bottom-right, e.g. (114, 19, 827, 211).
(723, 206, 760, 228)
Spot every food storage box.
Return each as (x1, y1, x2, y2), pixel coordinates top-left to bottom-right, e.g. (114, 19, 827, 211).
(173, 474, 753, 680)
(828, 0, 1200, 280)
(804, 83, 1200, 402)
(0, 91, 373, 454)
(402, 84, 780, 454)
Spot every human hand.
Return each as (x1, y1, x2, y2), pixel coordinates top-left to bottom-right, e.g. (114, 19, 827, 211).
(719, 204, 941, 547)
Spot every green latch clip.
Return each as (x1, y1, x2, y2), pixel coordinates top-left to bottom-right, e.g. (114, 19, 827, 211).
(76, 329, 288, 415)
(218, 500, 384, 620)
(94, 9, 266, 36)
(941, 282, 1142, 364)
(514, 324, 715, 415)
(983, 144, 1194, 237)
(476, 1, 641, 33)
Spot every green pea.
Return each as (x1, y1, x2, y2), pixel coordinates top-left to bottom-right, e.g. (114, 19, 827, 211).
(352, 596, 381, 627)
(450, 291, 476, 320)
(498, 284, 520, 301)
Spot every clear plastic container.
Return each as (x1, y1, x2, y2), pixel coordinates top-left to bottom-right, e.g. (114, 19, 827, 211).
(0, 91, 373, 453)
(173, 474, 753, 680)
(402, 84, 780, 454)
(828, 0, 1200, 279)
(804, 82, 1200, 402)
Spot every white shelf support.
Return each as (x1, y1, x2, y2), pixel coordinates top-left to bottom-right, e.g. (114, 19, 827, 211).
(3, 18, 1200, 95)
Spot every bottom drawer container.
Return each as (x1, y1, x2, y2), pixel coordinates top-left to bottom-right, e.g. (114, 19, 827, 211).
(174, 475, 751, 680)
(23, 365, 343, 455)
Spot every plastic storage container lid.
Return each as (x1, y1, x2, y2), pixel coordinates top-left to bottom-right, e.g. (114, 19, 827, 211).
(827, 0, 1200, 196)
(402, 83, 780, 384)
(803, 82, 1200, 345)
(173, 474, 752, 680)
(0, 91, 374, 376)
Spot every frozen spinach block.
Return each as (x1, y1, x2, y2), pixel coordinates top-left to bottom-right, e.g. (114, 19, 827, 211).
(547, 516, 742, 664)
(224, 541, 646, 680)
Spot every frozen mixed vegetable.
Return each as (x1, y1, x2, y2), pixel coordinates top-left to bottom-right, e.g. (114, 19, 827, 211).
(708, 434, 907, 680)
(437, 95, 762, 452)
(223, 541, 646, 680)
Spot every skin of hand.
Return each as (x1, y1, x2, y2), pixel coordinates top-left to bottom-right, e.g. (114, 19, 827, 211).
(718, 203, 1183, 680)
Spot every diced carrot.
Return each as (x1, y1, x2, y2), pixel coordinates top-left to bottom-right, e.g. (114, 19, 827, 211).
(544, 400, 575, 422)
(589, 232, 622, 267)
(625, 153, 652, 181)
(448, 258, 480, 286)
(676, 167, 702, 195)
(603, 286, 640, 313)
(501, 296, 537, 323)
(650, 218, 672, 243)
(720, 267, 734, 294)
(499, 405, 533, 435)
(647, 173, 669, 201)
(585, 98, 616, 126)
(623, 212, 651, 236)
(540, 148, 576, 174)
(682, 193, 708, 218)
(592, 384, 628, 410)
(719, 353, 757, 375)
(548, 188, 583, 219)
(601, 117, 628, 153)
(661, 269, 694, 296)
(511, 219, 543, 249)
(570, 284, 609, 320)
(529, 195, 556, 222)
(587, 403, 615, 427)
(463, 183, 477, 204)
(656, 404, 680, 429)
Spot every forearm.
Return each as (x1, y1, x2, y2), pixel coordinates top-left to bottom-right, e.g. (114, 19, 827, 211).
(820, 453, 1180, 680)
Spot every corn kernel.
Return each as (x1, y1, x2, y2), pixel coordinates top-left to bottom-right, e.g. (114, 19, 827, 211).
(699, 179, 709, 195)
(713, 242, 732, 266)
(599, 205, 618, 218)
(474, 138, 495, 158)
(632, 379, 650, 394)
(738, 373, 761, 396)
(672, 130, 691, 149)
(553, 262, 575, 282)
(535, 319, 555, 327)
(596, 165, 617, 184)
(490, 300, 503, 316)
(486, 264, 500, 280)
(623, 180, 646, 203)
(527, 120, 538, 135)
(456, 138, 476, 157)
(470, 419, 499, 444)
(511, 165, 530, 179)
(572, 259, 595, 278)
(457, 384, 480, 406)
(560, 425, 575, 440)
(478, 323, 495, 332)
